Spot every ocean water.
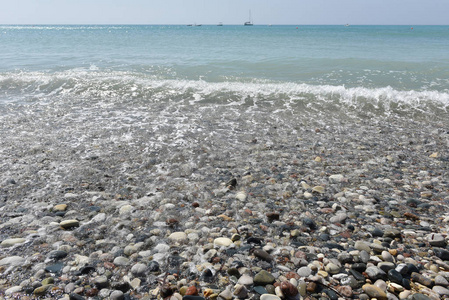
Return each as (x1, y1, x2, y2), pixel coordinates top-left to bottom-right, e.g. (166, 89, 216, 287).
(1, 25, 449, 164)
(1, 25, 449, 114)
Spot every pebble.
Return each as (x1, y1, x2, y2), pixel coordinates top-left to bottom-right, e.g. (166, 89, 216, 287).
(110, 290, 125, 300)
(60, 219, 80, 229)
(0, 238, 26, 247)
(0, 256, 25, 266)
(254, 270, 276, 285)
(427, 233, 446, 247)
(168, 232, 188, 243)
(363, 284, 387, 300)
(214, 237, 233, 247)
(260, 295, 281, 300)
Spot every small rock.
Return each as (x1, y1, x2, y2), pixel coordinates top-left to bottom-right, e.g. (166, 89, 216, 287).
(0, 238, 26, 247)
(60, 219, 80, 229)
(363, 284, 387, 300)
(131, 263, 147, 276)
(53, 204, 68, 211)
(427, 233, 446, 247)
(110, 290, 125, 300)
(214, 237, 233, 247)
(254, 270, 275, 285)
(0, 256, 25, 266)
(432, 285, 449, 296)
(168, 232, 188, 243)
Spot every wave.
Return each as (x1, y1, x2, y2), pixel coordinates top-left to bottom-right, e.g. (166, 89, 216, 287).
(1, 70, 448, 119)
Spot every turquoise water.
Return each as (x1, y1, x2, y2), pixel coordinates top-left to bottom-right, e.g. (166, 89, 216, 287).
(1, 25, 449, 116)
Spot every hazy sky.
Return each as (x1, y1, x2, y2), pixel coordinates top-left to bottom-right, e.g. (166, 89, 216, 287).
(2, 0, 448, 25)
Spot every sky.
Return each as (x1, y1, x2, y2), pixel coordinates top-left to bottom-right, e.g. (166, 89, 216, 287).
(1, 0, 448, 25)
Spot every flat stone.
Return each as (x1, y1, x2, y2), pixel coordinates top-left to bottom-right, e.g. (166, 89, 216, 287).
(435, 275, 449, 286)
(362, 284, 387, 300)
(254, 270, 275, 285)
(0, 256, 25, 266)
(411, 294, 431, 300)
(169, 232, 188, 243)
(214, 237, 233, 247)
(297, 266, 312, 277)
(427, 233, 446, 247)
(60, 219, 80, 229)
(260, 295, 281, 300)
(45, 262, 64, 273)
(53, 204, 68, 211)
(355, 241, 371, 253)
(5, 286, 22, 295)
(365, 266, 386, 281)
(253, 249, 273, 262)
(433, 285, 449, 296)
(0, 238, 26, 247)
(411, 272, 432, 287)
(48, 250, 68, 260)
(238, 274, 254, 286)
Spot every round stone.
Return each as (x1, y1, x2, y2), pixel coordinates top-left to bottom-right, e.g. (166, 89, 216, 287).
(113, 256, 129, 266)
(110, 290, 125, 300)
(168, 232, 188, 243)
(131, 263, 147, 276)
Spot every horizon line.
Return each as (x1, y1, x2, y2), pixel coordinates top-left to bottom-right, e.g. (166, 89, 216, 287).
(1, 23, 449, 26)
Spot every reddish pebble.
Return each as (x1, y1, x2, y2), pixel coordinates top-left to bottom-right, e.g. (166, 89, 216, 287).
(192, 202, 199, 208)
(285, 271, 300, 280)
(185, 286, 199, 296)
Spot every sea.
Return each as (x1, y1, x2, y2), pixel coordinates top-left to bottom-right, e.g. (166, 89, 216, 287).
(1, 25, 449, 169)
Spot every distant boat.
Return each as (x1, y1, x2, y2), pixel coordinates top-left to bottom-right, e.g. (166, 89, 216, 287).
(345, 24, 350, 27)
(187, 23, 202, 26)
(244, 10, 253, 26)
(218, 22, 223, 26)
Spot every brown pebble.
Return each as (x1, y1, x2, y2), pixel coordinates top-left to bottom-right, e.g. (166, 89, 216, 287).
(285, 272, 300, 280)
(185, 286, 199, 296)
(280, 281, 299, 297)
(306, 282, 317, 292)
(192, 202, 200, 208)
(85, 288, 99, 297)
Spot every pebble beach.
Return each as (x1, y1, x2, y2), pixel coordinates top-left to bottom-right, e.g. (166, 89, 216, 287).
(2, 24, 449, 300)
(1, 100, 449, 300)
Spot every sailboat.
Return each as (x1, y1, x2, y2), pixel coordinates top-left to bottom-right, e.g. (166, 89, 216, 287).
(244, 10, 253, 26)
